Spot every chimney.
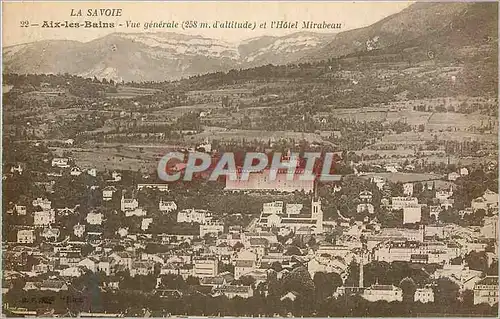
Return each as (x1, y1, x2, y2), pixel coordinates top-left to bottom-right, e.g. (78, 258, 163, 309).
(359, 253, 364, 288)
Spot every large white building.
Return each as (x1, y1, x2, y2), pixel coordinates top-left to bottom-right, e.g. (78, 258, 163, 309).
(403, 205, 422, 224)
(193, 258, 218, 278)
(225, 169, 315, 193)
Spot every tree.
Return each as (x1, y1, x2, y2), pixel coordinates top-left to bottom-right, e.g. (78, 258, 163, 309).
(399, 277, 416, 303)
(313, 272, 342, 302)
(434, 277, 460, 306)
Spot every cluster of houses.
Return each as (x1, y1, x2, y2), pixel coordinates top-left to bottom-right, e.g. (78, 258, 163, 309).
(3, 157, 498, 311)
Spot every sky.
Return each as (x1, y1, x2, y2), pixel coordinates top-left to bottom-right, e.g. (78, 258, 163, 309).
(2, 1, 413, 46)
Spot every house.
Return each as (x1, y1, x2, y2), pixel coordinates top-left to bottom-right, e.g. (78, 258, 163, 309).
(177, 208, 211, 223)
(17, 229, 35, 244)
(86, 212, 104, 225)
(70, 167, 82, 176)
(79, 257, 99, 272)
(471, 189, 498, 212)
(125, 208, 146, 217)
(59, 266, 85, 277)
(111, 171, 122, 182)
(414, 287, 434, 303)
(51, 158, 70, 168)
(159, 200, 177, 213)
(473, 276, 498, 306)
(460, 167, 469, 176)
(32, 198, 52, 210)
(391, 197, 418, 210)
(141, 218, 153, 231)
(41, 227, 60, 241)
(110, 252, 133, 270)
(200, 222, 224, 237)
(121, 195, 139, 212)
(130, 261, 155, 277)
(14, 205, 27, 215)
(448, 172, 460, 181)
(359, 191, 373, 202)
(116, 227, 128, 238)
(137, 184, 169, 192)
(235, 260, 256, 280)
(73, 223, 86, 238)
(357, 203, 374, 214)
(87, 168, 97, 177)
(34, 210, 55, 226)
(403, 183, 414, 196)
(362, 284, 403, 302)
(219, 285, 253, 299)
(102, 186, 117, 201)
(97, 258, 113, 276)
(200, 276, 228, 287)
(281, 291, 299, 301)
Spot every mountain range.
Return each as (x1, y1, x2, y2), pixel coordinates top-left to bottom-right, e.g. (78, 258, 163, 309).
(2, 2, 497, 82)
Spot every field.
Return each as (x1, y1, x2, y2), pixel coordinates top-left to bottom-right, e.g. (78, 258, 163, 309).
(105, 86, 160, 99)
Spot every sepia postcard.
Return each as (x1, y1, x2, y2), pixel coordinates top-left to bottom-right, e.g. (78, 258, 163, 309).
(1, 1, 499, 317)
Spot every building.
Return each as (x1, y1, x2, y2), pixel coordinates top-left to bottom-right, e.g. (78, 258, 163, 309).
(41, 227, 60, 241)
(225, 168, 315, 193)
(374, 240, 457, 264)
(159, 200, 177, 213)
(471, 189, 499, 212)
(73, 223, 85, 238)
(200, 222, 224, 237)
(448, 172, 460, 181)
(17, 229, 35, 244)
(362, 284, 403, 302)
(403, 183, 414, 196)
(14, 205, 27, 215)
(359, 191, 373, 202)
(121, 195, 139, 212)
(137, 184, 169, 192)
(86, 212, 104, 225)
(414, 287, 434, 303)
(219, 285, 253, 299)
(130, 261, 155, 277)
(473, 276, 498, 306)
(257, 198, 324, 234)
(403, 205, 422, 224)
(193, 258, 218, 278)
(32, 198, 52, 211)
(102, 186, 117, 201)
(436, 186, 453, 203)
(235, 260, 256, 280)
(51, 158, 70, 168)
(177, 209, 211, 224)
(481, 216, 498, 239)
(391, 197, 418, 210)
(357, 203, 375, 214)
(141, 218, 153, 231)
(34, 210, 55, 227)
